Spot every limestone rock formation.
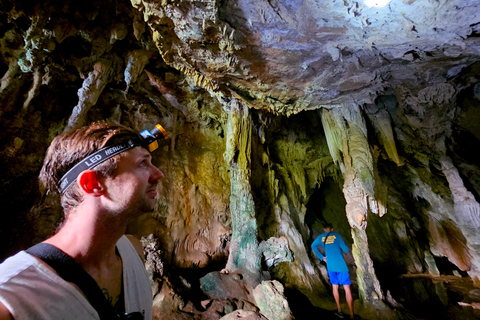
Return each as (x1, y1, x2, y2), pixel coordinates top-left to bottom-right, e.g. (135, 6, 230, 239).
(220, 310, 266, 320)
(1, 0, 480, 319)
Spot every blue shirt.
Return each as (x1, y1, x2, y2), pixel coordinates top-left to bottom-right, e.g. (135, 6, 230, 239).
(311, 231, 349, 273)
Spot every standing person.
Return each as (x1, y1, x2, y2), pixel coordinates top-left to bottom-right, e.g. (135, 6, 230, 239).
(312, 223, 355, 319)
(0, 121, 167, 320)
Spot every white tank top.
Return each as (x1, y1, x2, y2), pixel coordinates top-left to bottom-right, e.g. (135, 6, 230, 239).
(0, 235, 153, 320)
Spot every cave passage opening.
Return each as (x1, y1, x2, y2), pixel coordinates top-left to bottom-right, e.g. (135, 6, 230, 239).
(305, 176, 358, 284)
(304, 176, 363, 313)
(305, 177, 351, 246)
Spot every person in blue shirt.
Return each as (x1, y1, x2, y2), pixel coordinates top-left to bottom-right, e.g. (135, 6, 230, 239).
(312, 223, 355, 319)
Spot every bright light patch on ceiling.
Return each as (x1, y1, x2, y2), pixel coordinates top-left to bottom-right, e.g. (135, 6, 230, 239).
(364, 0, 391, 7)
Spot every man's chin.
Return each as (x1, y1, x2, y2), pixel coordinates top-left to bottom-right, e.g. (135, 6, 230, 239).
(134, 201, 156, 215)
(146, 200, 157, 212)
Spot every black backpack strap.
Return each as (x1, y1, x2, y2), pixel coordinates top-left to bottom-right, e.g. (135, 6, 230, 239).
(26, 243, 119, 320)
(323, 232, 331, 246)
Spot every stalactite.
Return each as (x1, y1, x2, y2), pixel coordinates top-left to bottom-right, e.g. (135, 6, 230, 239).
(364, 102, 403, 166)
(22, 67, 41, 111)
(124, 49, 150, 91)
(322, 104, 376, 228)
(66, 59, 113, 130)
(320, 108, 344, 168)
(0, 60, 20, 93)
(145, 69, 193, 119)
(342, 103, 375, 198)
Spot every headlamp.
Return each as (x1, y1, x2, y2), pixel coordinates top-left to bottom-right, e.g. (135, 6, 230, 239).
(58, 124, 168, 194)
(139, 124, 168, 152)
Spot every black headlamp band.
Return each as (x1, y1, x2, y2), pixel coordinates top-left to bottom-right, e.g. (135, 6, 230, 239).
(58, 137, 142, 194)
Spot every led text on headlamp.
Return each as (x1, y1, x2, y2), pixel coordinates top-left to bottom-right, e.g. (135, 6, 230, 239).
(58, 124, 167, 194)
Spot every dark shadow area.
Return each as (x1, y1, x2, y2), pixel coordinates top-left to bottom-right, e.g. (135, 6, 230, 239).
(390, 276, 480, 320)
(173, 256, 230, 312)
(305, 177, 351, 245)
(284, 287, 349, 320)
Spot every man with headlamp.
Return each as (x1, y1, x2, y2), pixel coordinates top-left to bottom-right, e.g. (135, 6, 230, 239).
(0, 121, 168, 320)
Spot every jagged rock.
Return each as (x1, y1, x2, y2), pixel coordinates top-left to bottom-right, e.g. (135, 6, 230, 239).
(252, 280, 293, 320)
(259, 236, 294, 268)
(200, 271, 253, 302)
(141, 234, 164, 295)
(152, 279, 185, 317)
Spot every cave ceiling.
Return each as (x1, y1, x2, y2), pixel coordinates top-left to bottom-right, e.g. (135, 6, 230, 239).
(133, 0, 480, 114)
(163, 0, 480, 114)
(2, 0, 479, 115)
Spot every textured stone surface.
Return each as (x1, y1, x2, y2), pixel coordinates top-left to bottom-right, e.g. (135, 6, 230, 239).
(258, 236, 293, 268)
(130, 0, 480, 115)
(220, 310, 266, 320)
(252, 280, 293, 320)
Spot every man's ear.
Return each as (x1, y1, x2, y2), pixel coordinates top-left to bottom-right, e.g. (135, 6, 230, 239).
(77, 170, 103, 196)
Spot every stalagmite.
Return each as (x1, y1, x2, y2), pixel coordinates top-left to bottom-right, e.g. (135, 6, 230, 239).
(351, 228, 383, 302)
(440, 156, 480, 228)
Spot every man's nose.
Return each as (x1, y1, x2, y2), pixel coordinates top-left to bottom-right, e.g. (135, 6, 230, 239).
(150, 164, 164, 182)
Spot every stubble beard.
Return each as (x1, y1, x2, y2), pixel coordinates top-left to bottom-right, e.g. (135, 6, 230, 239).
(128, 187, 157, 219)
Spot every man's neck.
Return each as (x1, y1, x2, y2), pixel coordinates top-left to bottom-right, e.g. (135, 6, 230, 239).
(42, 204, 127, 308)
(44, 205, 127, 267)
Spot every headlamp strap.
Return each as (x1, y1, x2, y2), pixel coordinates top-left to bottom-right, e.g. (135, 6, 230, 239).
(58, 137, 142, 194)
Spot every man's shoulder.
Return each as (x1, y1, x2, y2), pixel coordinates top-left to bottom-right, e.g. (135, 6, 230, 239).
(0, 252, 50, 320)
(0, 251, 37, 281)
(331, 232, 344, 240)
(326, 232, 342, 238)
(324, 232, 345, 246)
